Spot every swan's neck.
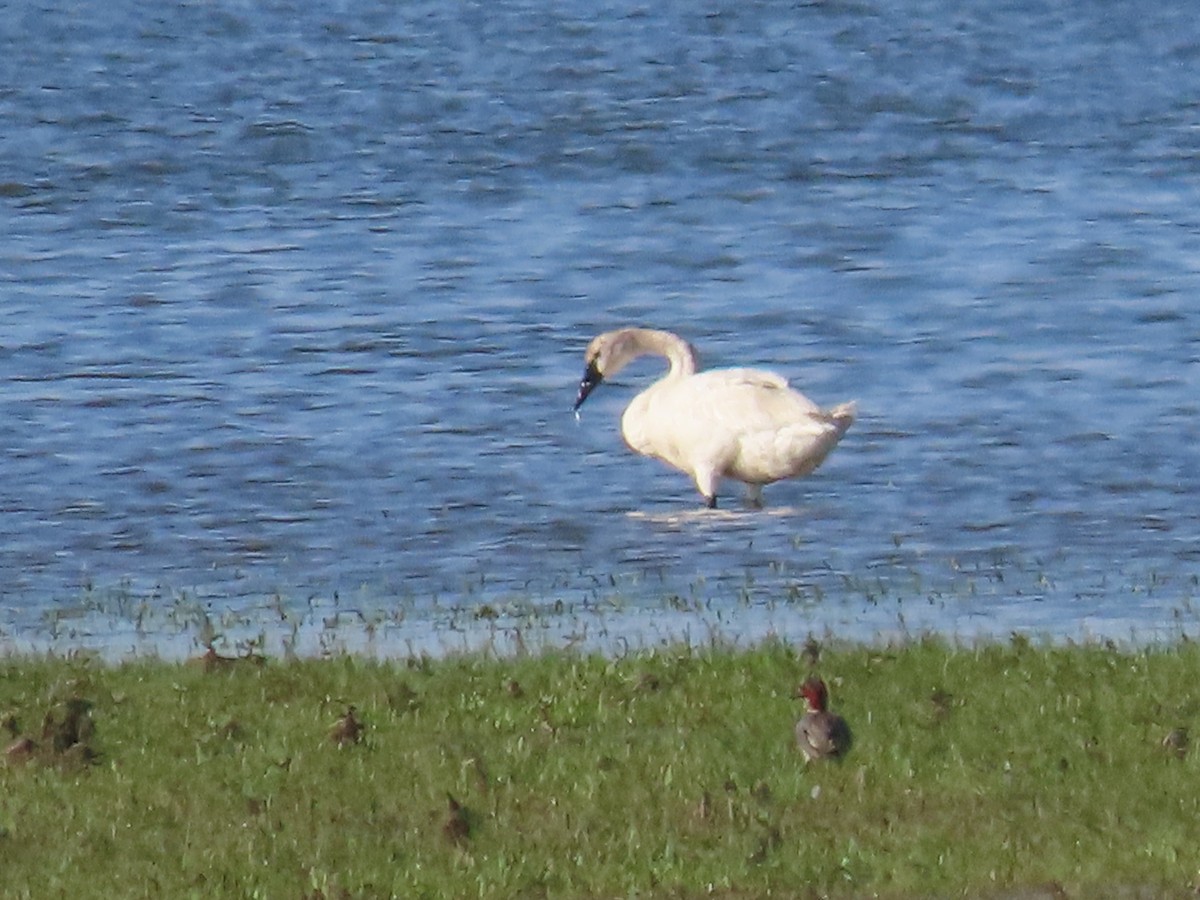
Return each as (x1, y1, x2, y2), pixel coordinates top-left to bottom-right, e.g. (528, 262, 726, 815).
(633, 329, 698, 379)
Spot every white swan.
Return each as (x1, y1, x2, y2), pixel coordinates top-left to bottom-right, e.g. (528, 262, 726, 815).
(573, 328, 855, 508)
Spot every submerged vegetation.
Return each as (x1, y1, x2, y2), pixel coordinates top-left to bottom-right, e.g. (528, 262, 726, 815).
(3, 636, 1200, 897)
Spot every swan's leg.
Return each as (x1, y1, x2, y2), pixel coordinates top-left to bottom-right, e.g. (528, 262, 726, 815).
(694, 468, 720, 509)
(744, 484, 764, 509)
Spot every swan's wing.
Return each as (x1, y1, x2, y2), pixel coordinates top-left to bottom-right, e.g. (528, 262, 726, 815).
(691, 369, 825, 427)
(699, 367, 797, 394)
(687, 370, 851, 482)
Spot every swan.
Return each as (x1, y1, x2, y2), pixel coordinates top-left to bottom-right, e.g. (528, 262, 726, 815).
(573, 327, 855, 508)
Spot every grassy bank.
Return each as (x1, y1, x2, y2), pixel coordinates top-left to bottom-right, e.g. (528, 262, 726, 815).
(2, 637, 1199, 898)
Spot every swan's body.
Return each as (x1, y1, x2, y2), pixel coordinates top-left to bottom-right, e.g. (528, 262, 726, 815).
(573, 328, 854, 508)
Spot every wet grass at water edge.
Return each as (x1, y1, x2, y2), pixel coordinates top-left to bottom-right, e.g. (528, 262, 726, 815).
(2, 636, 1200, 898)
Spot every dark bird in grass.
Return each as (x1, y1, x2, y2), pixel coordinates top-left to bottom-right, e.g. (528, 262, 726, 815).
(58, 741, 99, 768)
(1162, 727, 1189, 759)
(4, 736, 38, 765)
(928, 688, 955, 724)
(192, 644, 267, 672)
(192, 645, 236, 673)
(795, 677, 852, 762)
(442, 793, 471, 845)
(329, 706, 365, 747)
(42, 698, 94, 754)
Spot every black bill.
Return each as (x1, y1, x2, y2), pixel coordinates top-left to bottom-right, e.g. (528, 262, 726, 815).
(573, 360, 604, 411)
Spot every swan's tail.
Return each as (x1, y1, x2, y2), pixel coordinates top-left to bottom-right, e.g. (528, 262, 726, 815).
(827, 401, 857, 435)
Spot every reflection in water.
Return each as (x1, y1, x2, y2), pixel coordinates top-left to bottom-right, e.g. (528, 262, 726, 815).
(627, 507, 806, 526)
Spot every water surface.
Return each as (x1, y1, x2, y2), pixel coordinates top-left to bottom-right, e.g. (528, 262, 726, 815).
(2, 0, 1199, 654)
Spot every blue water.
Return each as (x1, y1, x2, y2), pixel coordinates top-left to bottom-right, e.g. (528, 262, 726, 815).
(2, 0, 1200, 655)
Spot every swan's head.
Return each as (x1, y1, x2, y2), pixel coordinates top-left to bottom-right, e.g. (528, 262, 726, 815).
(573, 330, 643, 411)
(574, 328, 696, 412)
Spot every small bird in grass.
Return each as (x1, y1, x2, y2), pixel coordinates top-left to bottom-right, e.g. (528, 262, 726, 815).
(795, 677, 852, 762)
(4, 736, 38, 765)
(329, 706, 365, 747)
(442, 793, 471, 845)
(41, 698, 94, 754)
(1162, 727, 1189, 759)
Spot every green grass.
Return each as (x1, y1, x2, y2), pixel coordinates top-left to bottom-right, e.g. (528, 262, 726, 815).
(3, 637, 1200, 898)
